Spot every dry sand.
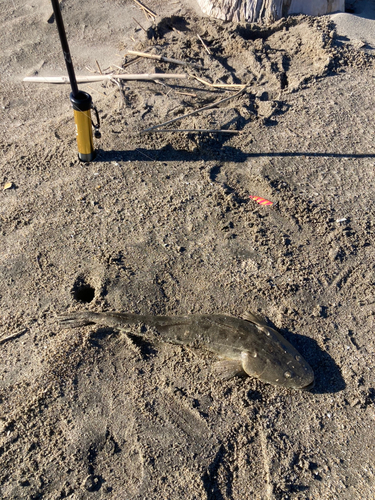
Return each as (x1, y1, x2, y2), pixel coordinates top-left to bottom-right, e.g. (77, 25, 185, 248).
(0, 1, 375, 499)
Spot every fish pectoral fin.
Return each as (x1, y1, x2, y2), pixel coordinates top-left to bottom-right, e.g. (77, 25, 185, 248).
(242, 311, 269, 328)
(212, 360, 245, 381)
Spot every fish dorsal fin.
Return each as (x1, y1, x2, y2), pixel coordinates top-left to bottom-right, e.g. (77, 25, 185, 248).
(242, 311, 269, 329)
(243, 312, 286, 350)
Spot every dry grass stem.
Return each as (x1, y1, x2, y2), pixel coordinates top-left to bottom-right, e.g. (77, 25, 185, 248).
(175, 91, 198, 97)
(142, 7, 149, 21)
(95, 60, 103, 74)
(197, 34, 211, 55)
(127, 50, 204, 70)
(131, 0, 156, 19)
(192, 74, 245, 89)
(133, 17, 147, 32)
(123, 56, 141, 68)
(142, 84, 249, 132)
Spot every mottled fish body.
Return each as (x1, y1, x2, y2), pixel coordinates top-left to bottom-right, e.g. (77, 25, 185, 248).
(58, 311, 314, 390)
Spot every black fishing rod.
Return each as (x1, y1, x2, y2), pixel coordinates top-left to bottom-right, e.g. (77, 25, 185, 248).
(50, 0, 100, 161)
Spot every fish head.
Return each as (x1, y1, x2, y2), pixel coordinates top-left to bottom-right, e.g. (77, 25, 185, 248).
(241, 349, 314, 390)
(240, 313, 314, 390)
(241, 324, 315, 390)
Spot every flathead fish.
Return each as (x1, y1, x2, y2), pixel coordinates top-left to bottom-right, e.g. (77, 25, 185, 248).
(58, 310, 314, 390)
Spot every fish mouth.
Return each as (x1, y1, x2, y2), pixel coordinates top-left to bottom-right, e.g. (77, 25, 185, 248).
(301, 379, 315, 391)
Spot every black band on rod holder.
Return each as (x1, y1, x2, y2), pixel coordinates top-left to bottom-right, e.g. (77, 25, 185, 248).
(50, 0, 79, 97)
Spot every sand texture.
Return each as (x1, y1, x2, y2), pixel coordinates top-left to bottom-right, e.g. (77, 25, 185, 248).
(0, 1, 375, 499)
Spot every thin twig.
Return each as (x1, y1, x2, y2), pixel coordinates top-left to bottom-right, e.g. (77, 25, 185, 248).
(142, 6, 149, 21)
(153, 78, 169, 89)
(85, 65, 97, 74)
(192, 74, 245, 89)
(111, 78, 122, 89)
(197, 34, 211, 55)
(133, 17, 147, 32)
(0, 328, 28, 345)
(123, 56, 141, 69)
(87, 85, 107, 96)
(127, 50, 204, 70)
(175, 91, 198, 97)
(95, 60, 103, 75)
(131, 0, 156, 19)
(110, 78, 126, 105)
(142, 84, 249, 133)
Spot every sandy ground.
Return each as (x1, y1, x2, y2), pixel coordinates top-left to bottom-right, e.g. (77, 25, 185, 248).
(331, 0, 375, 52)
(1, 0, 375, 499)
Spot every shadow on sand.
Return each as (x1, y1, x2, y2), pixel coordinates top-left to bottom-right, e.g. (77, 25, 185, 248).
(95, 144, 375, 163)
(279, 329, 346, 394)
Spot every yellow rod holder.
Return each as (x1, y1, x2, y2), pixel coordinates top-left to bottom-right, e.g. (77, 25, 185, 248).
(50, 0, 100, 162)
(70, 91, 95, 162)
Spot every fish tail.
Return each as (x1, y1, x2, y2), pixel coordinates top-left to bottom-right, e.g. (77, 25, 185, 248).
(57, 312, 102, 328)
(57, 311, 147, 329)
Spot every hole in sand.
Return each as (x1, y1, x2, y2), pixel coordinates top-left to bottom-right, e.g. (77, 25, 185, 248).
(73, 284, 95, 303)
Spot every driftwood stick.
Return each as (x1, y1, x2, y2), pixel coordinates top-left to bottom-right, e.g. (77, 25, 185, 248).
(127, 50, 204, 70)
(132, 0, 156, 18)
(23, 73, 188, 84)
(148, 129, 239, 134)
(142, 84, 249, 133)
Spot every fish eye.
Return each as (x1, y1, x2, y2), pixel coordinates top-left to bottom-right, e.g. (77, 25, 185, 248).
(284, 370, 295, 379)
